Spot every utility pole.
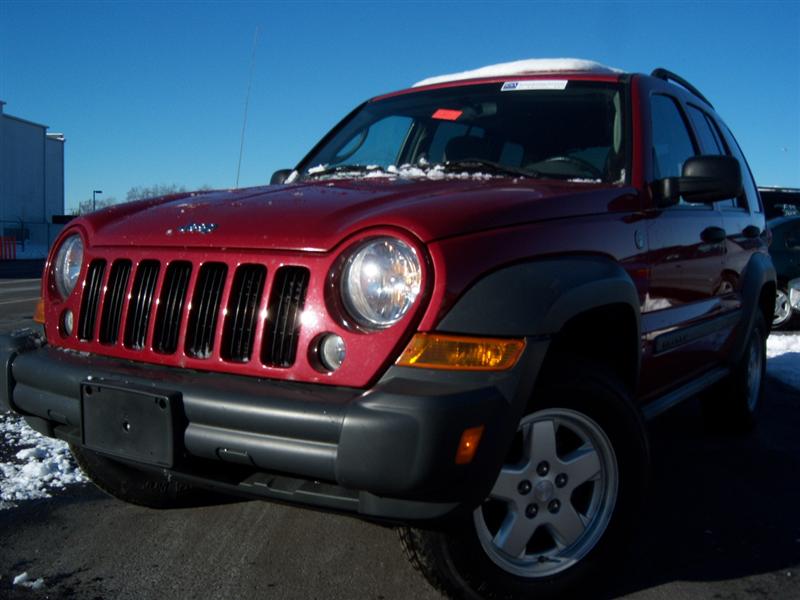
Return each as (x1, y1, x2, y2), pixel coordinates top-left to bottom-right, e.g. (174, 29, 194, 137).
(92, 189, 103, 212)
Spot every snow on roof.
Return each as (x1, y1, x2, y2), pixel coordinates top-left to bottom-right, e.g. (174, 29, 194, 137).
(413, 58, 624, 87)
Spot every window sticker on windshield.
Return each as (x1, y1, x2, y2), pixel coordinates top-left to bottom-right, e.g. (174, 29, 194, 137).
(501, 80, 568, 92)
(432, 108, 463, 121)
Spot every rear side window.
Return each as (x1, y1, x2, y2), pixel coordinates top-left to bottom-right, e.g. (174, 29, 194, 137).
(687, 105, 738, 209)
(719, 123, 761, 213)
(650, 95, 696, 179)
(687, 105, 724, 155)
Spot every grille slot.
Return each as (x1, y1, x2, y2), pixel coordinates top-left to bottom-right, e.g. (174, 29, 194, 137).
(98, 260, 131, 344)
(153, 261, 192, 354)
(78, 260, 106, 340)
(262, 266, 310, 367)
(124, 260, 160, 350)
(221, 264, 267, 362)
(186, 262, 227, 359)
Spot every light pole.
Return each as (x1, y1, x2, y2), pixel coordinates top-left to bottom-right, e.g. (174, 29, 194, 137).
(92, 190, 103, 212)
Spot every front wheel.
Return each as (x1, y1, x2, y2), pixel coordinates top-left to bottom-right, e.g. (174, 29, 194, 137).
(399, 366, 649, 600)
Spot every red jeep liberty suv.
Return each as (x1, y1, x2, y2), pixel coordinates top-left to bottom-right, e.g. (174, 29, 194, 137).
(0, 59, 775, 599)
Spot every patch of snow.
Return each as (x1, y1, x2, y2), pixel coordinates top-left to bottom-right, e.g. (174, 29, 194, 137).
(766, 333, 800, 390)
(414, 58, 624, 88)
(305, 163, 496, 182)
(13, 572, 45, 590)
(567, 177, 603, 183)
(0, 412, 86, 511)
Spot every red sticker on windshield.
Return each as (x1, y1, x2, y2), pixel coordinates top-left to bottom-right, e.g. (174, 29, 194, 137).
(432, 108, 463, 121)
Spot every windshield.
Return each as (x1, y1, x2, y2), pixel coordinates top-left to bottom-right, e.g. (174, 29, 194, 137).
(298, 80, 627, 183)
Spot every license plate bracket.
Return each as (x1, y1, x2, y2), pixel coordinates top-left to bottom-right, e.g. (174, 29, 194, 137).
(81, 381, 179, 468)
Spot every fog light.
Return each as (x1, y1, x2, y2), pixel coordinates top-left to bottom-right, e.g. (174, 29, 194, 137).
(319, 334, 346, 371)
(62, 309, 74, 336)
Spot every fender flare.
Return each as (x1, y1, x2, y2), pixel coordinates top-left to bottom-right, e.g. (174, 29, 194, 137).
(436, 255, 641, 340)
(730, 252, 776, 364)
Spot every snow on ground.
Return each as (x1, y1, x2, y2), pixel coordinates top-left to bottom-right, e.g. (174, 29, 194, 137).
(12, 572, 45, 590)
(0, 333, 797, 511)
(767, 332, 800, 391)
(0, 412, 85, 510)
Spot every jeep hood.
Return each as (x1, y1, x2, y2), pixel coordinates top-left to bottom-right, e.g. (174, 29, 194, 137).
(84, 179, 635, 252)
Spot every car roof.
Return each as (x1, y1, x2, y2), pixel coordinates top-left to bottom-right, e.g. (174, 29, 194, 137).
(412, 58, 624, 88)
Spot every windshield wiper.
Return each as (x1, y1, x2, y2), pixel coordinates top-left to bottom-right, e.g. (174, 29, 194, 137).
(304, 164, 380, 179)
(442, 159, 539, 179)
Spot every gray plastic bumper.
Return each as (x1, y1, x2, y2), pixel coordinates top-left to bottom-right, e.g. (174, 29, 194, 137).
(0, 331, 548, 521)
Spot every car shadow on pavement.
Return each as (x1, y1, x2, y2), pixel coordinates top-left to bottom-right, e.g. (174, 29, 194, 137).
(607, 377, 800, 598)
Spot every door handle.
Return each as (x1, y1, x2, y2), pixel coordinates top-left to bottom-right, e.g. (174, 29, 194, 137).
(742, 225, 761, 239)
(701, 226, 727, 244)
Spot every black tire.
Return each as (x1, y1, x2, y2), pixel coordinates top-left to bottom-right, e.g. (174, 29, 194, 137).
(398, 363, 649, 600)
(70, 444, 216, 509)
(703, 311, 768, 432)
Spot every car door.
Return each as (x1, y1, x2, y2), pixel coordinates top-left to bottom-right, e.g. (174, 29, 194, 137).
(640, 92, 729, 399)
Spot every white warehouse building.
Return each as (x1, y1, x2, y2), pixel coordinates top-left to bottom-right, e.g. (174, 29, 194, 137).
(0, 100, 66, 259)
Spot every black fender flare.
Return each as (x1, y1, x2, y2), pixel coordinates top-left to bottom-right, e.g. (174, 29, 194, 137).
(730, 252, 776, 364)
(437, 255, 641, 340)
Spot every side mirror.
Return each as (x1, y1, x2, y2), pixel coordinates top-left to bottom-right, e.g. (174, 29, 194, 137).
(270, 169, 294, 185)
(654, 155, 743, 207)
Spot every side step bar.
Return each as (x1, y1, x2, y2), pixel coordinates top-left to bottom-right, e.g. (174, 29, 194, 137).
(641, 366, 730, 420)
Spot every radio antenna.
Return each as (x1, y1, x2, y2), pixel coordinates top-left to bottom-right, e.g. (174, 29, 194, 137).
(235, 26, 260, 188)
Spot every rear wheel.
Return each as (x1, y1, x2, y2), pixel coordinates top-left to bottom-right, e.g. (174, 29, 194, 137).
(703, 311, 767, 432)
(70, 445, 214, 509)
(399, 365, 648, 600)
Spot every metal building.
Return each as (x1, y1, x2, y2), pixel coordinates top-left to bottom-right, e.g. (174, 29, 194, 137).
(0, 100, 65, 259)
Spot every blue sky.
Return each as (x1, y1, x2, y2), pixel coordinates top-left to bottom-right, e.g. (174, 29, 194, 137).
(1, 1, 798, 212)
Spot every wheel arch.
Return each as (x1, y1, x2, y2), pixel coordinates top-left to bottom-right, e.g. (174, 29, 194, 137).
(436, 255, 642, 392)
(732, 252, 776, 364)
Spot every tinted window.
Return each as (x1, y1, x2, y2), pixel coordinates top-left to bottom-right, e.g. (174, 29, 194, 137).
(720, 123, 760, 212)
(687, 105, 723, 154)
(651, 94, 697, 179)
(687, 105, 738, 208)
(301, 81, 628, 183)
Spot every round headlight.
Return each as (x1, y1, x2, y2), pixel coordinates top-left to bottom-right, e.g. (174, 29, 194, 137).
(341, 238, 421, 329)
(54, 234, 84, 299)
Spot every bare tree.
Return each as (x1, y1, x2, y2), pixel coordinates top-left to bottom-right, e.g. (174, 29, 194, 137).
(72, 197, 117, 215)
(126, 184, 187, 202)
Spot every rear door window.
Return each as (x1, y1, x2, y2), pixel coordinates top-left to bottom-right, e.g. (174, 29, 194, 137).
(650, 95, 697, 179)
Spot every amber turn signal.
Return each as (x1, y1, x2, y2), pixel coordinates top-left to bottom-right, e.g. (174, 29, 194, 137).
(455, 425, 485, 465)
(395, 333, 525, 371)
(33, 299, 45, 324)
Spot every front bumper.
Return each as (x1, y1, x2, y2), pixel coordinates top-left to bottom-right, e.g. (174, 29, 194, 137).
(0, 330, 547, 521)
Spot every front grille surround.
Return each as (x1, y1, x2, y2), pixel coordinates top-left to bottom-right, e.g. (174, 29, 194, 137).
(72, 256, 310, 371)
(53, 235, 428, 389)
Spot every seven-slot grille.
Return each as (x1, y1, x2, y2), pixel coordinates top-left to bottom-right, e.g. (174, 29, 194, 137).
(77, 258, 309, 368)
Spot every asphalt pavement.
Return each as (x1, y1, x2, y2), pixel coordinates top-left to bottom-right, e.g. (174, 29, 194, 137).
(1, 277, 798, 600)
